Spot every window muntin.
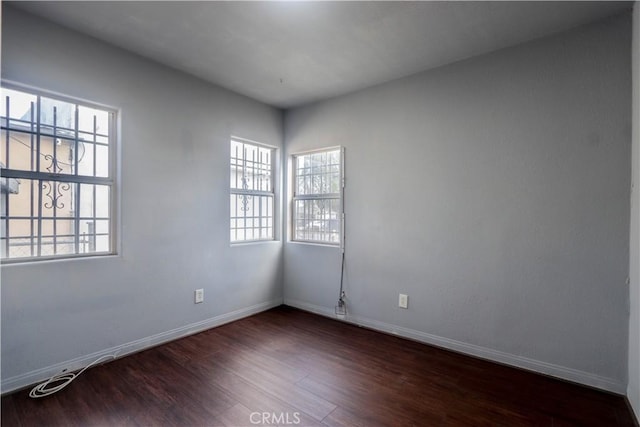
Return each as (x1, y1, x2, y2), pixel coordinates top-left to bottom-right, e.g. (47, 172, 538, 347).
(230, 138, 275, 242)
(292, 148, 343, 245)
(0, 85, 116, 261)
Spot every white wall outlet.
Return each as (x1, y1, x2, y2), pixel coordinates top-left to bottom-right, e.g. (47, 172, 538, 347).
(399, 293, 408, 309)
(195, 289, 204, 304)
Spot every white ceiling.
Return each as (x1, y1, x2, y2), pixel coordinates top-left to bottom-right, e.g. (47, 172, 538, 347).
(9, 1, 633, 109)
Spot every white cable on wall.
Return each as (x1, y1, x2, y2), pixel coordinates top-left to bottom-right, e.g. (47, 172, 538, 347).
(29, 353, 118, 398)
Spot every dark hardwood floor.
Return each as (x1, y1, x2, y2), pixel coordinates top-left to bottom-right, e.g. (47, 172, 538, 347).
(1, 305, 636, 426)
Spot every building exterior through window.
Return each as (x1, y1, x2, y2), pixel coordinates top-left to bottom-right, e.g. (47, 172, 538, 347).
(292, 147, 343, 245)
(230, 138, 275, 243)
(0, 85, 116, 261)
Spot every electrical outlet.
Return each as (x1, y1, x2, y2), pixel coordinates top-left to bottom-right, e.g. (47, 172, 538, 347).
(398, 293, 408, 309)
(195, 289, 204, 304)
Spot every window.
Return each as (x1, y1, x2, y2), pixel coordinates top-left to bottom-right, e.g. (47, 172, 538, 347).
(230, 138, 275, 242)
(292, 147, 343, 245)
(0, 85, 116, 261)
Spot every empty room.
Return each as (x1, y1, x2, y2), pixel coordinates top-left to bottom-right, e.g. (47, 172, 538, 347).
(1, 1, 640, 426)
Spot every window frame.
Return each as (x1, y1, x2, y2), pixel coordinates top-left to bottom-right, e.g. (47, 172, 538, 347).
(291, 146, 344, 247)
(0, 81, 118, 263)
(229, 137, 277, 244)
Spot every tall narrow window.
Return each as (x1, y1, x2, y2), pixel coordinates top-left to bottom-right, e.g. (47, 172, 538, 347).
(0, 84, 116, 261)
(292, 147, 343, 245)
(230, 138, 275, 243)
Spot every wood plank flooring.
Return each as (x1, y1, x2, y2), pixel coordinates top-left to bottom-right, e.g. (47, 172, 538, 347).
(2, 305, 636, 426)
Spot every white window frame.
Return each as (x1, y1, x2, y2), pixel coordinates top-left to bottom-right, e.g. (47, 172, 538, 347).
(230, 137, 276, 243)
(291, 146, 344, 247)
(0, 82, 118, 263)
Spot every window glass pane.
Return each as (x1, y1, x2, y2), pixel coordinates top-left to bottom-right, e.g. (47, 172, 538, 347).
(78, 105, 109, 137)
(5, 236, 34, 258)
(230, 140, 272, 192)
(39, 219, 54, 256)
(1, 89, 112, 181)
(54, 219, 75, 255)
(35, 136, 74, 175)
(292, 148, 341, 244)
(40, 96, 76, 134)
(230, 193, 273, 242)
(78, 229, 110, 253)
(0, 179, 111, 260)
(39, 181, 74, 218)
(294, 198, 340, 244)
(95, 144, 109, 178)
(7, 219, 32, 238)
(294, 149, 340, 196)
(1, 88, 37, 124)
(95, 185, 110, 218)
(6, 177, 36, 217)
(77, 142, 95, 176)
(2, 130, 37, 171)
(55, 241, 75, 255)
(79, 183, 94, 217)
(230, 139, 274, 242)
(1, 86, 114, 261)
(95, 219, 110, 234)
(95, 235, 109, 252)
(79, 220, 95, 253)
(79, 219, 93, 236)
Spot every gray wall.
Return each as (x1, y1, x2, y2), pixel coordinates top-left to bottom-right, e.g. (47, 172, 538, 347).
(284, 14, 631, 392)
(629, 1, 640, 418)
(1, 4, 634, 398)
(1, 7, 284, 392)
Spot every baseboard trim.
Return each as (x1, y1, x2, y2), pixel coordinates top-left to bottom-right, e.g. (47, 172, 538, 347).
(284, 298, 626, 394)
(626, 396, 640, 427)
(1, 298, 283, 395)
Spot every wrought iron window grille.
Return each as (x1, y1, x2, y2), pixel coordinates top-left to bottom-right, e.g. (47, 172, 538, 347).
(1, 84, 116, 261)
(292, 147, 344, 246)
(230, 138, 275, 243)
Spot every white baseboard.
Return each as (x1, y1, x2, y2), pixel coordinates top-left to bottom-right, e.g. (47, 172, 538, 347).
(1, 298, 283, 395)
(284, 298, 626, 394)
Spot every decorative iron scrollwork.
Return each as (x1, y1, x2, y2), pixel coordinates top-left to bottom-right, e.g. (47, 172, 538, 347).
(41, 181, 70, 210)
(43, 154, 63, 174)
(240, 176, 251, 211)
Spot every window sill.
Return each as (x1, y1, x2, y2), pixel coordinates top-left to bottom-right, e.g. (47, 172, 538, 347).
(288, 240, 341, 249)
(1, 252, 120, 266)
(230, 240, 280, 247)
